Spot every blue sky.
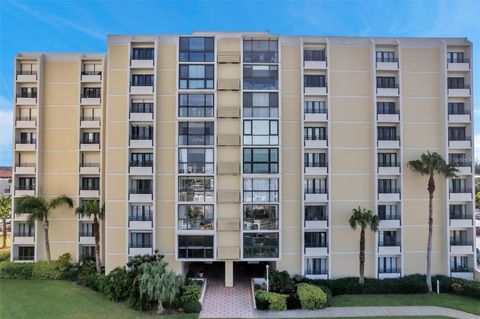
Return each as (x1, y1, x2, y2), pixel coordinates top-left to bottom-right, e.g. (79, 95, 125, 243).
(0, 0, 479, 166)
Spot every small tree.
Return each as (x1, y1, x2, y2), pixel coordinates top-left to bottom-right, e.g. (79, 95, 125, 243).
(16, 195, 73, 261)
(349, 206, 379, 284)
(75, 199, 105, 273)
(139, 260, 184, 314)
(408, 151, 457, 292)
(0, 195, 11, 248)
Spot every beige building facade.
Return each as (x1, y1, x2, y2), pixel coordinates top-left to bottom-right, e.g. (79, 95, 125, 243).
(11, 33, 477, 284)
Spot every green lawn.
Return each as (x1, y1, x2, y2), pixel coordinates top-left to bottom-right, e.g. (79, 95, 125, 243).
(332, 293, 480, 316)
(0, 280, 196, 319)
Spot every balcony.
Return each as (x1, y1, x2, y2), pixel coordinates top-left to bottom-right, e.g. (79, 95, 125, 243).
(15, 139, 36, 151)
(304, 165, 328, 176)
(80, 141, 100, 151)
(129, 247, 153, 256)
(129, 161, 153, 175)
(304, 139, 328, 149)
(448, 86, 470, 97)
(378, 241, 401, 254)
(376, 85, 399, 96)
(129, 190, 153, 202)
(305, 219, 328, 229)
(16, 96, 37, 105)
(13, 234, 35, 245)
(217, 51, 240, 64)
(130, 59, 154, 68)
(304, 192, 328, 203)
(130, 112, 153, 121)
(304, 111, 327, 122)
(377, 137, 400, 149)
(15, 116, 36, 128)
(80, 95, 101, 105)
(129, 137, 153, 148)
(304, 86, 327, 96)
(447, 58, 470, 72)
(450, 270, 474, 280)
(304, 246, 328, 257)
(451, 162, 472, 175)
(448, 111, 471, 123)
(450, 241, 474, 254)
(79, 234, 95, 245)
(79, 188, 100, 198)
(15, 185, 35, 196)
(376, 60, 399, 71)
(129, 219, 153, 230)
(449, 188, 472, 201)
(379, 217, 401, 229)
(15, 163, 36, 174)
(81, 71, 102, 82)
(448, 137, 471, 149)
(305, 273, 328, 280)
(130, 85, 154, 95)
(449, 215, 473, 228)
(377, 112, 400, 123)
(80, 116, 101, 128)
(217, 79, 240, 91)
(378, 270, 401, 279)
(79, 163, 100, 174)
(304, 60, 327, 70)
(16, 71, 38, 82)
(377, 163, 400, 175)
(378, 188, 401, 201)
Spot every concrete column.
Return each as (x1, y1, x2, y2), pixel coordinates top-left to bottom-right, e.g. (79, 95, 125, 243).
(225, 260, 233, 287)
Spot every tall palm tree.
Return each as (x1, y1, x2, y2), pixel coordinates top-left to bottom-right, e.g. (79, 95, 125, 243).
(16, 195, 73, 261)
(408, 151, 457, 292)
(0, 195, 11, 248)
(349, 206, 379, 284)
(75, 199, 104, 273)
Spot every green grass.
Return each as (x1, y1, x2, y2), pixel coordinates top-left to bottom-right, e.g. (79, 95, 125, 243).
(332, 293, 480, 316)
(0, 280, 197, 319)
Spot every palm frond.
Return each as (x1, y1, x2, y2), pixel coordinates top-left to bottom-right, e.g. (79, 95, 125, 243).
(49, 195, 74, 210)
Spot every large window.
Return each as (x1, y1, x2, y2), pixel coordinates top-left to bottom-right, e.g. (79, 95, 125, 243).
(243, 92, 278, 117)
(132, 48, 154, 60)
(129, 232, 152, 248)
(379, 230, 399, 246)
(305, 258, 328, 275)
(378, 179, 398, 193)
(17, 246, 34, 261)
(130, 125, 153, 140)
(178, 205, 214, 230)
(81, 177, 99, 190)
(450, 179, 467, 193)
(20, 87, 37, 98)
(243, 233, 279, 258)
(304, 75, 326, 88)
(304, 101, 327, 114)
(131, 101, 153, 113)
(243, 178, 279, 202)
(179, 65, 214, 89)
(243, 148, 278, 174)
(377, 127, 397, 140)
(79, 222, 94, 237)
(447, 77, 465, 89)
(179, 37, 214, 62)
(17, 177, 35, 190)
(450, 230, 469, 246)
(448, 102, 466, 115)
(447, 52, 465, 63)
(131, 74, 154, 87)
(449, 153, 469, 166)
(129, 205, 153, 222)
(304, 127, 327, 141)
(377, 102, 396, 114)
(450, 204, 468, 220)
(178, 177, 214, 202)
(178, 148, 214, 174)
(304, 50, 326, 62)
(178, 235, 214, 259)
(82, 132, 100, 144)
(378, 257, 399, 273)
(376, 77, 396, 89)
(450, 256, 469, 272)
(80, 246, 95, 261)
(178, 122, 214, 145)
(304, 178, 327, 194)
(130, 152, 153, 167)
(243, 65, 278, 90)
(378, 205, 398, 220)
(305, 232, 327, 248)
(15, 223, 34, 237)
(179, 94, 214, 117)
(376, 51, 396, 62)
(129, 179, 152, 194)
(304, 153, 327, 168)
(305, 205, 327, 221)
(243, 204, 278, 230)
(243, 120, 278, 145)
(378, 153, 398, 167)
(448, 127, 467, 141)
(82, 87, 101, 98)
(19, 132, 36, 144)
(243, 39, 278, 63)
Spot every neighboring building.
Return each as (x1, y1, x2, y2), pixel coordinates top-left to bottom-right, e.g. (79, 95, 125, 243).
(0, 167, 12, 196)
(11, 33, 476, 284)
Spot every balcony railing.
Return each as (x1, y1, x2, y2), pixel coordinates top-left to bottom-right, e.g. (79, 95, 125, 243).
(81, 71, 102, 76)
(376, 57, 398, 63)
(378, 188, 401, 194)
(81, 93, 101, 99)
(377, 108, 399, 115)
(378, 268, 401, 274)
(131, 103, 153, 113)
(449, 213, 473, 220)
(378, 240, 401, 247)
(450, 161, 471, 167)
(129, 188, 153, 195)
(243, 246, 279, 258)
(448, 109, 470, 115)
(16, 116, 37, 121)
(379, 214, 401, 221)
(16, 139, 36, 144)
(16, 162, 36, 168)
(178, 218, 214, 231)
(129, 214, 153, 222)
(243, 107, 279, 118)
(447, 57, 470, 63)
(305, 162, 328, 168)
(80, 163, 100, 168)
(450, 266, 473, 273)
(14, 232, 34, 237)
(450, 240, 473, 246)
(129, 161, 153, 167)
(378, 136, 400, 141)
(304, 136, 328, 141)
(79, 231, 94, 237)
(377, 84, 399, 89)
(449, 187, 472, 193)
(81, 139, 100, 144)
(80, 185, 100, 191)
(305, 188, 328, 194)
(16, 184, 35, 191)
(448, 84, 470, 90)
(80, 116, 101, 121)
(130, 135, 153, 141)
(448, 136, 471, 142)
(304, 107, 328, 114)
(243, 219, 278, 231)
(243, 52, 278, 63)
(17, 92, 37, 98)
(378, 162, 400, 168)
(17, 71, 38, 75)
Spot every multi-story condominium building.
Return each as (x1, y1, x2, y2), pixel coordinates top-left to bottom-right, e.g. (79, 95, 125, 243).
(11, 33, 477, 285)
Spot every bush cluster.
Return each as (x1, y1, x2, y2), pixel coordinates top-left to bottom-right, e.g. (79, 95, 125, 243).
(296, 283, 327, 310)
(0, 253, 73, 280)
(433, 275, 480, 299)
(0, 251, 10, 262)
(255, 289, 287, 311)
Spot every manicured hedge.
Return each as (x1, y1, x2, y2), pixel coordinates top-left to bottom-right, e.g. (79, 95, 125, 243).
(0, 254, 72, 280)
(255, 289, 288, 311)
(433, 275, 480, 299)
(297, 283, 327, 310)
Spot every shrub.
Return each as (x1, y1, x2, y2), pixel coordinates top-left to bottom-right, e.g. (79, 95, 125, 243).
(0, 251, 10, 262)
(0, 254, 73, 280)
(318, 285, 333, 307)
(269, 270, 294, 294)
(433, 275, 480, 299)
(101, 267, 129, 302)
(255, 289, 287, 311)
(0, 262, 33, 279)
(32, 262, 64, 279)
(297, 283, 327, 310)
(180, 283, 202, 304)
(183, 300, 202, 313)
(286, 292, 301, 309)
(255, 289, 270, 310)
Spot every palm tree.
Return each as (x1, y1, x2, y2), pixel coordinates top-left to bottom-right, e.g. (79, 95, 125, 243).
(408, 151, 457, 292)
(0, 195, 11, 248)
(16, 195, 73, 261)
(139, 260, 184, 314)
(75, 199, 104, 273)
(349, 206, 379, 284)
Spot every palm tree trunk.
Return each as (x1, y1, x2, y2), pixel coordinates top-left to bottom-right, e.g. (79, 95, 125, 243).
(44, 218, 51, 262)
(359, 228, 365, 284)
(426, 174, 435, 293)
(156, 299, 164, 314)
(93, 215, 101, 273)
(2, 218, 6, 248)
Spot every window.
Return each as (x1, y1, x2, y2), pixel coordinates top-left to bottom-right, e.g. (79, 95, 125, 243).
(304, 178, 327, 194)
(304, 127, 327, 141)
(130, 125, 153, 140)
(304, 101, 327, 114)
(304, 50, 326, 62)
(178, 205, 214, 230)
(305, 232, 327, 248)
(450, 256, 469, 272)
(450, 230, 469, 246)
(19, 132, 36, 144)
(129, 179, 152, 194)
(178, 122, 214, 145)
(82, 132, 100, 144)
(447, 52, 465, 63)
(82, 63, 102, 75)
(377, 102, 396, 114)
(243, 39, 278, 63)
(178, 235, 214, 259)
(305, 258, 328, 275)
(243, 65, 278, 90)
(243, 92, 278, 117)
(17, 177, 35, 190)
(379, 230, 399, 246)
(129, 232, 152, 248)
(131, 74, 154, 86)
(376, 77, 396, 89)
(179, 94, 214, 117)
(447, 77, 465, 89)
(131, 101, 153, 113)
(304, 153, 327, 168)
(378, 153, 397, 167)
(79, 222, 94, 237)
(243, 233, 279, 258)
(243, 148, 278, 174)
(449, 153, 469, 166)
(378, 179, 398, 193)
(129, 205, 153, 221)
(179, 64, 214, 89)
(377, 127, 397, 140)
(178, 148, 214, 174)
(378, 205, 398, 220)
(178, 177, 214, 202)
(305, 206, 327, 221)
(243, 204, 278, 230)
(179, 37, 214, 62)
(448, 127, 467, 141)
(130, 153, 153, 167)
(81, 177, 99, 190)
(82, 87, 101, 98)
(448, 102, 465, 115)
(18, 246, 35, 261)
(376, 51, 396, 62)
(243, 178, 279, 202)
(132, 48, 154, 60)
(80, 246, 95, 260)
(20, 87, 37, 98)
(304, 75, 326, 88)
(450, 179, 467, 193)
(378, 257, 399, 273)
(15, 223, 34, 237)
(243, 120, 278, 145)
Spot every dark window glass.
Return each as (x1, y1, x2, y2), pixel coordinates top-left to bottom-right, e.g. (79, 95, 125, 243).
(178, 205, 214, 230)
(379, 230, 399, 246)
(82, 87, 101, 98)
(378, 179, 398, 193)
(129, 179, 152, 194)
(378, 153, 398, 167)
(129, 205, 153, 222)
(305, 232, 327, 248)
(377, 102, 396, 114)
(378, 257, 399, 273)
(378, 205, 399, 220)
(304, 101, 327, 114)
(448, 127, 467, 141)
(243, 92, 278, 117)
(179, 37, 214, 62)
(243, 148, 278, 174)
(243, 233, 279, 258)
(304, 75, 326, 88)
(447, 103, 466, 115)
(304, 127, 327, 140)
(447, 77, 465, 89)
(304, 50, 326, 62)
(304, 153, 327, 168)
(178, 122, 214, 145)
(305, 258, 328, 275)
(376, 51, 396, 62)
(447, 52, 465, 63)
(178, 177, 214, 202)
(132, 48, 154, 60)
(178, 94, 214, 117)
(178, 235, 214, 259)
(130, 153, 153, 167)
(82, 132, 100, 144)
(305, 205, 327, 221)
(450, 256, 469, 272)
(179, 65, 214, 89)
(178, 148, 214, 174)
(304, 178, 327, 194)
(130, 125, 153, 140)
(450, 179, 468, 193)
(17, 177, 35, 190)
(129, 232, 152, 248)
(243, 39, 278, 63)
(19, 87, 37, 98)
(131, 101, 153, 113)
(243, 178, 279, 202)
(243, 65, 278, 90)
(131, 74, 154, 86)
(243, 204, 278, 230)
(377, 127, 397, 140)
(18, 246, 35, 261)
(81, 177, 100, 190)
(449, 204, 468, 219)
(376, 77, 396, 89)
